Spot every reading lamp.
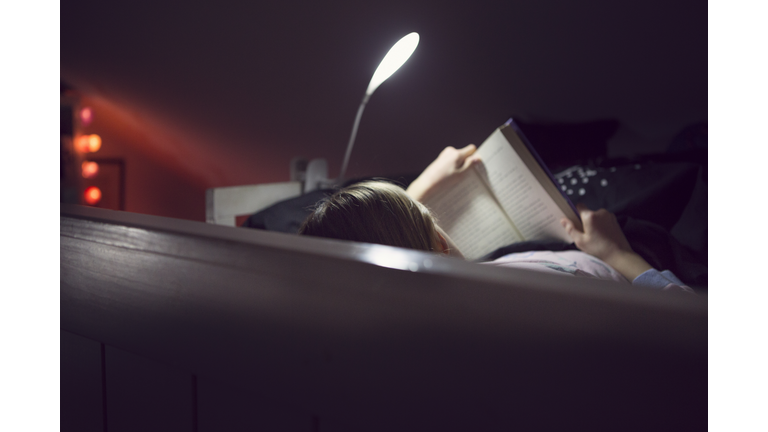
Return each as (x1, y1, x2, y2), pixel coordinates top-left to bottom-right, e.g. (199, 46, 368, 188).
(304, 32, 420, 192)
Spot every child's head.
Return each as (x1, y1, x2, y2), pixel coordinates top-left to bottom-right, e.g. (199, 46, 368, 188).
(299, 180, 443, 253)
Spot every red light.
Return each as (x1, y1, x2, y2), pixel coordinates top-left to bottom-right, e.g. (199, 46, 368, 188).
(76, 136, 89, 152)
(80, 107, 93, 126)
(75, 134, 102, 153)
(81, 161, 99, 178)
(84, 186, 102, 205)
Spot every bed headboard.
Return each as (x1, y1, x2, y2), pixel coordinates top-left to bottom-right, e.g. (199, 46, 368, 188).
(61, 204, 707, 429)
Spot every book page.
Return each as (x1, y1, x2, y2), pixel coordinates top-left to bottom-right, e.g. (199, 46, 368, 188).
(474, 129, 572, 243)
(421, 169, 523, 261)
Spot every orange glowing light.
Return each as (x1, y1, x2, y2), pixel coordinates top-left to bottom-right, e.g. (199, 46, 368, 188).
(81, 161, 99, 178)
(76, 134, 102, 153)
(87, 134, 102, 152)
(76, 136, 89, 152)
(79, 107, 93, 126)
(84, 186, 102, 205)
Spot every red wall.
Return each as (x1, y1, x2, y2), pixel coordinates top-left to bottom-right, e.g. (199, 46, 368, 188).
(77, 95, 208, 221)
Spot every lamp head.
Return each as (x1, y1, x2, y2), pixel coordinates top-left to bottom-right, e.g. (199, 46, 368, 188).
(365, 32, 420, 96)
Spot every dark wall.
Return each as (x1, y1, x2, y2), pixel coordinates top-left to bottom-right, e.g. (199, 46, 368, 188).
(61, 0, 706, 212)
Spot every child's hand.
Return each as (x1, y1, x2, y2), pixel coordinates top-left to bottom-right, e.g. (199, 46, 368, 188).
(561, 204, 632, 262)
(406, 145, 481, 201)
(561, 205, 653, 280)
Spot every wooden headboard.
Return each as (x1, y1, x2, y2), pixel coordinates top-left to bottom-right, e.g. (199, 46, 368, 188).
(61, 204, 707, 430)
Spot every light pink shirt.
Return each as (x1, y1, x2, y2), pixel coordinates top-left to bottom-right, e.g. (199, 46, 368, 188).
(483, 250, 694, 293)
(483, 250, 629, 284)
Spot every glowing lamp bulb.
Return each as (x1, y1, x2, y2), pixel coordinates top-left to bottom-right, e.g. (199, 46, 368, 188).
(84, 186, 102, 205)
(366, 32, 420, 96)
(80, 107, 93, 126)
(81, 161, 99, 178)
(87, 134, 102, 152)
(76, 134, 102, 153)
(334, 32, 420, 185)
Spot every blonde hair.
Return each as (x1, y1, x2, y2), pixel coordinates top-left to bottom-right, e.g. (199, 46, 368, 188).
(298, 180, 441, 252)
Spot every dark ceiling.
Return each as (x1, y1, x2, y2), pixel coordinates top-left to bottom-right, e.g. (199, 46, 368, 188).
(61, 0, 707, 186)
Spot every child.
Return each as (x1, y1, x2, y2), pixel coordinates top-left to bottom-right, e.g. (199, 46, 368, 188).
(299, 145, 692, 293)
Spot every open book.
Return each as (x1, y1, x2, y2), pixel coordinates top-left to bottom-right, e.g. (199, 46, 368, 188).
(421, 119, 583, 261)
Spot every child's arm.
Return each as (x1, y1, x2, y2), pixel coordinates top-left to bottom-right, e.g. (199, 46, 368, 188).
(406, 144, 481, 202)
(561, 205, 694, 292)
(560, 205, 653, 281)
